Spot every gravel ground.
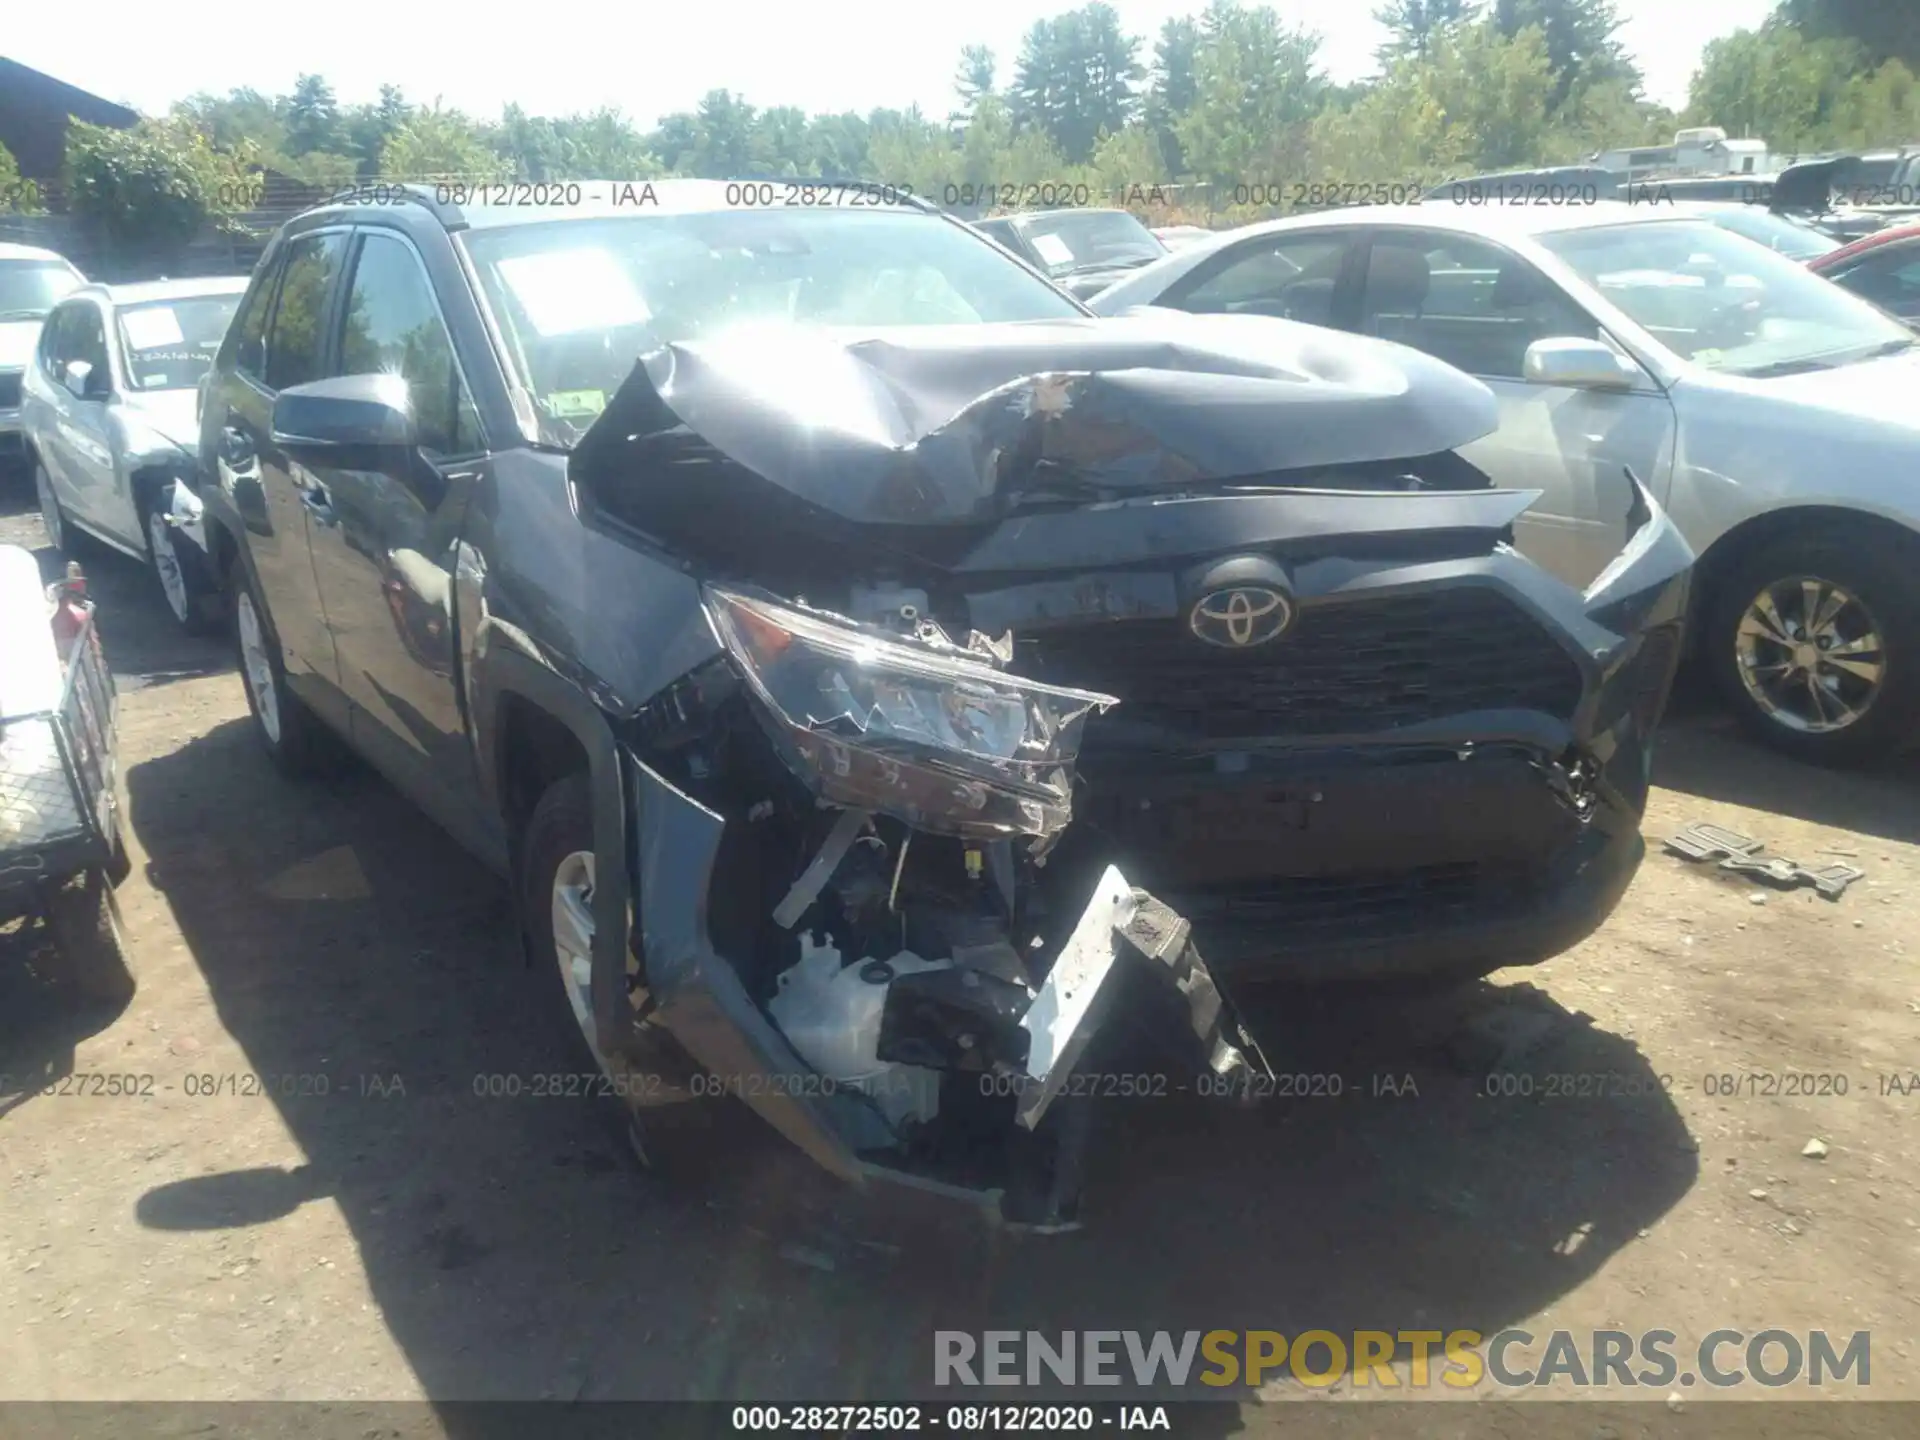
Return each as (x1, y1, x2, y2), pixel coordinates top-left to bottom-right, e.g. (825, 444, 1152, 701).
(1, 476, 1916, 1432)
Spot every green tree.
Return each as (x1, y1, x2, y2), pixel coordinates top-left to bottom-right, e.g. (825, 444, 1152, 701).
(1491, 0, 1637, 106)
(64, 117, 258, 263)
(1778, 0, 1920, 73)
(1684, 24, 1858, 152)
(284, 73, 343, 157)
(1374, 0, 1473, 67)
(346, 85, 414, 178)
(1010, 3, 1144, 163)
(1145, 17, 1201, 173)
(381, 104, 509, 181)
(954, 45, 998, 124)
(1176, 2, 1328, 188)
(0, 141, 42, 213)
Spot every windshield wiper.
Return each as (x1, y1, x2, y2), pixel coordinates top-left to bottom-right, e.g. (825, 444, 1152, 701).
(0, 308, 50, 322)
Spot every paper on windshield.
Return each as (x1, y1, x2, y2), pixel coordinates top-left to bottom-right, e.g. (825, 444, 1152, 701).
(496, 248, 650, 336)
(121, 306, 185, 350)
(1029, 233, 1074, 268)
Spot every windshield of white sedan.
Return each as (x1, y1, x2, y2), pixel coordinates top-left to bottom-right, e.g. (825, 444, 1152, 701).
(462, 209, 1082, 445)
(1541, 220, 1911, 375)
(0, 261, 83, 320)
(117, 296, 243, 390)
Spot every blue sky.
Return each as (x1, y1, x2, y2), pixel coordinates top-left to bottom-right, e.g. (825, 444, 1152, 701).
(12, 0, 1778, 125)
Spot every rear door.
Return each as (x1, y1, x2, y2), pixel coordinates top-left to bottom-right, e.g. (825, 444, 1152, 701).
(1354, 227, 1677, 588)
(211, 230, 350, 714)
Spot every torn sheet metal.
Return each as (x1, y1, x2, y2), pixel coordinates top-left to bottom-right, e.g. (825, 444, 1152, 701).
(571, 309, 1503, 530)
(1664, 821, 1864, 900)
(1018, 865, 1136, 1132)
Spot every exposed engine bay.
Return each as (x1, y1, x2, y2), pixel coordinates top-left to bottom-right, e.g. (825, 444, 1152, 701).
(625, 584, 1270, 1230)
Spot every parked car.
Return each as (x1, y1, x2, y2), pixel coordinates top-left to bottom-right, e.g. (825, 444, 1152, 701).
(191, 182, 1688, 1225)
(972, 208, 1167, 297)
(1091, 202, 1920, 765)
(1809, 221, 1920, 324)
(21, 277, 247, 631)
(1675, 202, 1840, 261)
(0, 243, 86, 464)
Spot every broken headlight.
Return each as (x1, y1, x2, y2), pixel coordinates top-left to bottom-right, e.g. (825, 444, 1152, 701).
(703, 584, 1116, 840)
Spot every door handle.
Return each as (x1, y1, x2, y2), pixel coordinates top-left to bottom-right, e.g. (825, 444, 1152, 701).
(300, 485, 338, 526)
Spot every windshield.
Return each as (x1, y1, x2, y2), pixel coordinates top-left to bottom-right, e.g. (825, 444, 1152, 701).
(117, 295, 242, 391)
(1540, 219, 1912, 375)
(1702, 206, 1840, 260)
(0, 259, 83, 320)
(1015, 210, 1165, 275)
(462, 207, 1083, 446)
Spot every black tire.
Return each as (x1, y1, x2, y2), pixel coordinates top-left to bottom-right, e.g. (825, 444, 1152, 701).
(42, 867, 135, 1005)
(1707, 530, 1920, 767)
(230, 557, 338, 778)
(142, 489, 223, 635)
(520, 774, 608, 1075)
(33, 458, 82, 557)
(518, 773, 682, 1161)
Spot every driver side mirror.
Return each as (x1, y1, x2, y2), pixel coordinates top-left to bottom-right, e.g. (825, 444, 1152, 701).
(63, 360, 108, 401)
(271, 373, 417, 455)
(1523, 337, 1640, 390)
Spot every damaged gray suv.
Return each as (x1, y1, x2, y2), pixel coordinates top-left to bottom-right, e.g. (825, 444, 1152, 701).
(192, 181, 1690, 1227)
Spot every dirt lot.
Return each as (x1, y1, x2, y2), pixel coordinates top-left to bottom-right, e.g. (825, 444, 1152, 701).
(1, 475, 1917, 1428)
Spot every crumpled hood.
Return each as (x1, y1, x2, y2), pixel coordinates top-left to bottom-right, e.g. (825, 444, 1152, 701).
(0, 320, 43, 372)
(120, 388, 201, 451)
(572, 310, 1501, 528)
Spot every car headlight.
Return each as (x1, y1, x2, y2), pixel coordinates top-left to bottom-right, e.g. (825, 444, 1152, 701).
(703, 584, 1117, 841)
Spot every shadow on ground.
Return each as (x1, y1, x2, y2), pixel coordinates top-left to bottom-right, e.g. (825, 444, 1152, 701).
(113, 711, 1698, 1408)
(1653, 669, 1920, 847)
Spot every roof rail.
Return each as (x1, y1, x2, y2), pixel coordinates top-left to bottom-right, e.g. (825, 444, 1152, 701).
(315, 181, 467, 229)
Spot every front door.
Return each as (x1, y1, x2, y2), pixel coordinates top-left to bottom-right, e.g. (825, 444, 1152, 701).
(1354, 229, 1678, 589)
(303, 228, 492, 851)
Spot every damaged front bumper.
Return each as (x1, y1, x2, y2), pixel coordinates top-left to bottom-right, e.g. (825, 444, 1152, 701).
(621, 756, 1268, 1230)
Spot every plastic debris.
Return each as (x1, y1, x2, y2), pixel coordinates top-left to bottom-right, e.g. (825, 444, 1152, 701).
(1664, 822, 1863, 900)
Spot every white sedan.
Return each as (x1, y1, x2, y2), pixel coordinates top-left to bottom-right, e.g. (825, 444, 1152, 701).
(1090, 202, 1920, 766)
(20, 276, 246, 632)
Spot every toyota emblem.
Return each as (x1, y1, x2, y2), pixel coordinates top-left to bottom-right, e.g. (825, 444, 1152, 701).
(1188, 586, 1294, 648)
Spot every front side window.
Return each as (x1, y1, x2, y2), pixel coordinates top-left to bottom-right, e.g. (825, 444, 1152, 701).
(118, 295, 243, 391)
(1174, 234, 1350, 324)
(1360, 232, 1598, 380)
(230, 262, 278, 381)
(336, 233, 480, 456)
(1540, 219, 1913, 374)
(0, 259, 83, 321)
(462, 208, 1082, 446)
(265, 232, 347, 392)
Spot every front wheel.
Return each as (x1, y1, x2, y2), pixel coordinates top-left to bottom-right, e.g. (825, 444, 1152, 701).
(1707, 532, 1920, 767)
(34, 461, 70, 555)
(144, 494, 222, 634)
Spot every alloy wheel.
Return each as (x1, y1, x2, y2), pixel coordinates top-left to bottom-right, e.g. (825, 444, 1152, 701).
(1734, 576, 1886, 734)
(149, 507, 190, 622)
(235, 589, 282, 744)
(551, 849, 601, 1062)
(35, 465, 63, 551)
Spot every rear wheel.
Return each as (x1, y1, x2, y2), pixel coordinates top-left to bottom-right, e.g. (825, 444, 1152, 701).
(1708, 532, 1920, 767)
(232, 561, 336, 777)
(34, 460, 70, 554)
(41, 867, 135, 1005)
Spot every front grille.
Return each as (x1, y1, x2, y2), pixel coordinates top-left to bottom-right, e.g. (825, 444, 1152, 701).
(1022, 586, 1585, 740)
(0, 372, 21, 410)
(1175, 861, 1531, 943)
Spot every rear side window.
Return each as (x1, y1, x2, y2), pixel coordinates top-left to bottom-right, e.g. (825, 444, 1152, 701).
(230, 260, 278, 381)
(264, 232, 347, 391)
